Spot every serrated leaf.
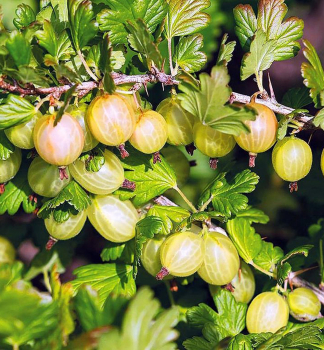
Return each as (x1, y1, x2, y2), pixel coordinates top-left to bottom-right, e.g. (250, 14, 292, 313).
(133, 216, 164, 278)
(253, 241, 284, 272)
(38, 180, 91, 220)
(68, 0, 98, 51)
(233, 4, 257, 51)
(13, 4, 36, 30)
(6, 31, 31, 67)
(97, 0, 167, 45)
(126, 19, 162, 70)
(174, 34, 207, 73)
(165, 0, 210, 39)
(101, 239, 134, 264)
(313, 108, 324, 130)
(198, 170, 259, 219)
(0, 262, 24, 292)
(65, 327, 110, 350)
(99, 35, 115, 94)
(147, 205, 191, 235)
(241, 30, 276, 81)
(111, 50, 126, 70)
(0, 131, 14, 160)
(178, 65, 256, 136)
(277, 261, 291, 285)
(235, 206, 269, 224)
(183, 336, 215, 350)
(216, 33, 236, 66)
(4, 66, 49, 87)
(282, 86, 312, 109)
(280, 244, 313, 264)
(301, 39, 324, 108)
(79, 144, 105, 172)
(0, 94, 36, 130)
(72, 263, 136, 308)
(115, 147, 177, 206)
(226, 217, 263, 263)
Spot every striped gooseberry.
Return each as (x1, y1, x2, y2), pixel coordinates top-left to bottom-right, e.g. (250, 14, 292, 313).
(4, 112, 41, 149)
(198, 231, 240, 285)
(66, 103, 99, 152)
(0, 236, 15, 263)
(246, 292, 289, 333)
(272, 136, 312, 192)
(33, 113, 84, 166)
(156, 231, 205, 279)
(235, 101, 278, 167)
(193, 122, 236, 169)
(45, 210, 87, 241)
(156, 97, 195, 146)
(69, 149, 124, 195)
(0, 147, 22, 184)
(87, 194, 139, 242)
(288, 287, 321, 321)
(129, 110, 168, 155)
(28, 157, 71, 197)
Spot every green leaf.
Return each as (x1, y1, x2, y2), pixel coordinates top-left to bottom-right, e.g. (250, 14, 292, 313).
(13, 4, 36, 30)
(233, 4, 257, 51)
(198, 170, 259, 219)
(38, 180, 91, 221)
(216, 33, 236, 66)
(0, 131, 14, 160)
(98, 287, 179, 350)
(127, 19, 162, 70)
(6, 31, 31, 67)
(101, 239, 134, 264)
(174, 34, 207, 73)
(280, 245, 313, 265)
(4, 66, 49, 87)
(51, 0, 69, 24)
(147, 205, 191, 235)
(99, 35, 115, 94)
(133, 216, 164, 278)
(241, 30, 276, 81)
(0, 94, 36, 130)
(313, 108, 324, 130)
(226, 217, 263, 263)
(79, 144, 105, 172)
(183, 336, 215, 350)
(165, 0, 210, 39)
(97, 0, 167, 45)
(301, 39, 324, 108)
(115, 147, 177, 206)
(0, 262, 24, 292)
(72, 263, 136, 308)
(277, 262, 291, 286)
(228, 334, 252, 350)
(178, 65, 256, 136)
(0, 167, 37, 215)
(68, 0, 98, 51)
(253, 241, 284, 272)
(281, 86, 312, 109)
(235, 206, 269, 224)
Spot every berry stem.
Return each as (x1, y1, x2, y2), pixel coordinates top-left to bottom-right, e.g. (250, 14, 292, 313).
(185, 143, 196, 156)
(249, 153, 257, 168)
(289, 181, 298, 193)
(156, 266, 170, 280)
(46, 236, 58, 250)
(164, 281, 176, 306)
(173, 186, 197, 213)
(117, 144, 129, 159)
(250, 261, 275, 278)
(209, 158, 218, 170)
(122, 179, 136, 191)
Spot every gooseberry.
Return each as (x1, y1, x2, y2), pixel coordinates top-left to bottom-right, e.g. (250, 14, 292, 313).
(156, 231, 205, 279)
(193, 122, 236, 169)
(129, 110, 168, 155)
(235, 102, 278, 167)
(45, 210, 87, 241)
(69, 149, 124, 195)
(28, 157, 71, 197)
(33, 113, 84, 166)
(0, 147, 22, 184)
(288, 287, 321, 321)
(198, 232, 240, 285)
(272, 136, 312, 192)
(246, 292, 289, 333)
(156, 97, 195, 146)
(0, 236, 15, 263)
(87, 194, 139, 242)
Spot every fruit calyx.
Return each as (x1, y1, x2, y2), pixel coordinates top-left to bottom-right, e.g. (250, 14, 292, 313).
(289, 181, 298, 193)
(153, 152, 162, 164)
(185, 143, 196, 156)
(209, 158, 218, 170)
(117, 144, 129, 159)
(249, 152, 257, 168)
(59, 166, 69, 180)
(156, 266, 170, 280)
(121, 179, 136, 191)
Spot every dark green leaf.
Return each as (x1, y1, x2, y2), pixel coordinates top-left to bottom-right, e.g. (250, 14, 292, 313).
(282, 86, 312, 109)
(280, 245, 313, 264)
(4, 66, 49, 86)
(277, 262, 291, 285)
(183, 336, 215, 350)
(13, 4, 36, 30)
(71, 263, 136, 308)
(216, 33, 236, 66)
(228, 334, 252, 350)
(0, 94, 36, 130)
(0, 262, 24, 292)
(0, 131, 14, 160)
(97, 0, 167, 45)
(99, 35, 115, 94)
(101, 239, 134, 264)
(6, 31, 31, 67)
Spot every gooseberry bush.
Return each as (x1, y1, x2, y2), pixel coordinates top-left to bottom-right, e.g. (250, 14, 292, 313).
(2, 0, 324, 349)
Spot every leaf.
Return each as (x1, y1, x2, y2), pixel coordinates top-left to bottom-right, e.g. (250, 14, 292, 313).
(313, 108, 324, 130)
(228, 334, 252, 350)
(235, 206, 269, 224)
(280, 245, 313, 264)
(99, 35, 115, 94)
(178, 65, 256, 136)
(98, 287, 179, 350)
(253, 241, 284, 272)
(133, 216, 164, 278)
(115, 147, 177, 206)
(101, 239, 134, 264)
(281, 86, 312, 109)
(216, 33, 236, 66)
(79, 145, 105, 172)
(68, 0, 98, 51)
(165, 0, 210, 39)
(198, 170, 259, 219)
(0, 94, 36, 130)
(38, 180, 91, 221)
(183, 336, 215, 350)
(0, 262, 24, 292)
(126, 19, 162, 70)
(0, 167, 37, 215)
(0, 131, 14, 160)
(301, 39, 324, 108)
(65, 327, 111, 350)
(233, 4, 257, 51)
(72, 263, 136, 308)
(174, 34, 207, 73)
(276, 262, 291, 286)
(226, 217, 263, 263)
(6, 31, 31, 67)
(241, 30, 276, 81)
(97, 0, 167, 45)
(13, 4, 36, 30)
(147, 205, 191, 235)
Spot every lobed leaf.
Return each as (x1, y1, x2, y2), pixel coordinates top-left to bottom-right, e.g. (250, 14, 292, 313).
(281, 86, 312, 109)
(216, 33, 236, 66)
(6, 31, 31, 67)
(253, 241, 284, 272)
(0, 131, 14, 160)
(13, 4, 36, 30)
(235, 206, 269, 224)
(101, 239, 134, 264)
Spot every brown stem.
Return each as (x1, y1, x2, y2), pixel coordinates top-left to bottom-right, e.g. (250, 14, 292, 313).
(121, 179, 136, 191)
(46, 236, 58, 250)
(117, 144, 129, 159)
(58, 166, 69, 180)
(156, 266, 170, 280)
(185, 143, 196, 156)
(209, 158, 218, 170)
